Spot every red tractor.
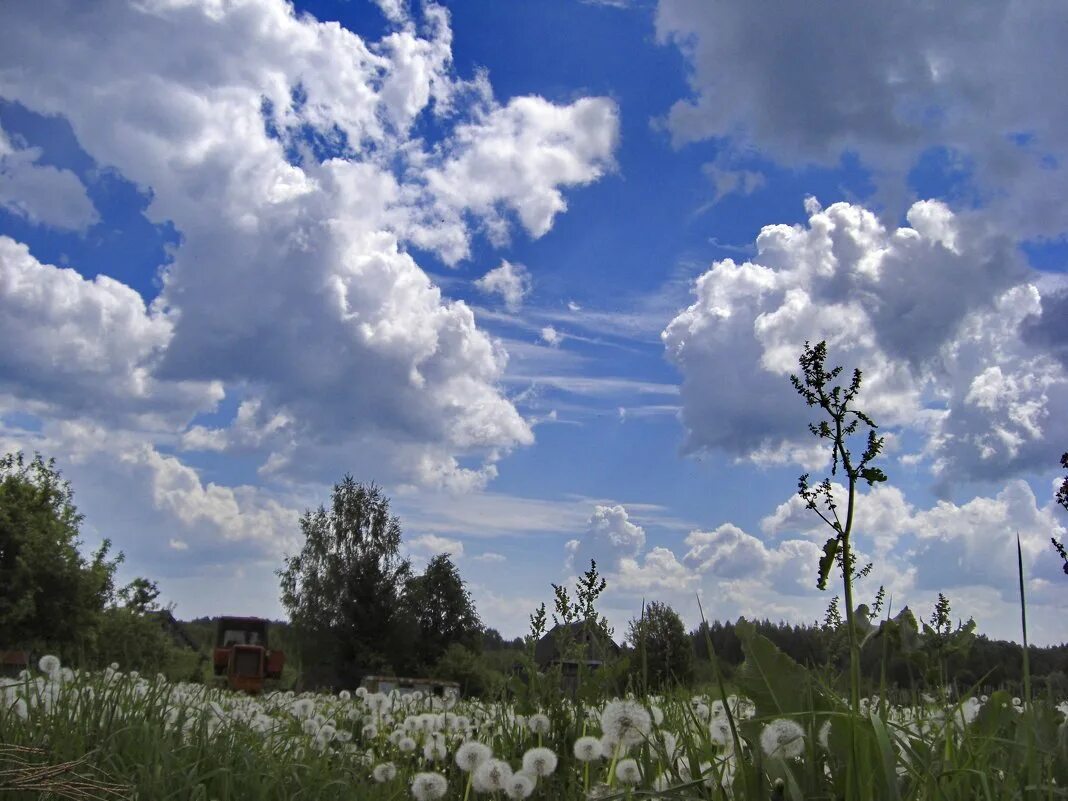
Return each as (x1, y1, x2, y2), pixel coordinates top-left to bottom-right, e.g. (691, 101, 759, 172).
(212, 616, 285, 694)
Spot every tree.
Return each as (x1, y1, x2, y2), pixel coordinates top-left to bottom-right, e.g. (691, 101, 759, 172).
(0, 451, 120, 659)
(1052, 451, 1067, 575)
(790, 341, 885, 716)
(278, 477, 412, 687)
(118, 577, 161, 614)
(626, 601, 693, 690)
(403, 553, 483, 669)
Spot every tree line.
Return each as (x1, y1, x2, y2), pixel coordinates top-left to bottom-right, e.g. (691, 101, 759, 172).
(2, 445, 1065, 696)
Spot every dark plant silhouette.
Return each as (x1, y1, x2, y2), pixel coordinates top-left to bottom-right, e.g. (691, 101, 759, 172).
(1053, 451, 1068, 575)
(790, 340, 885, 716)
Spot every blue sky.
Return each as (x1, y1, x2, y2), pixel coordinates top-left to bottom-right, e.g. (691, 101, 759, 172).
(1, 0, 1066, 644)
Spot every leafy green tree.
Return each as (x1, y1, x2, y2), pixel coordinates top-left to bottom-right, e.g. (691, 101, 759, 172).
(626, 601, 694, 690)
(404, 553, 482, 670)
(278, 477, 412, 687)
(118, 577, 161, 614)
(0, 451, 120, 659)
(433, 642, 501, 697)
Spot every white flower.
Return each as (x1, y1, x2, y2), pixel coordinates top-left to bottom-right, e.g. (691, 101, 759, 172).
(615, 758, 641, 785)
(423, 740, 447, 761)
(521, 746, 558, 777)
(818, 719, 832, 750)
(37, 655, 61, 676)
(760, 718, 805, 759)
(410, 771, 448, 801)
(573, 736, 603, 762)
(600, 700, 652, 746)
(291, 698, 315, 719)
(709, 717, 732, 748)
(455, 741, 492, 772)
(398, 736, 417, 753)
(372, 762, 397, 783)
(362, 723, 378, 739)
(504, 771, 536, 799)
(527, 713, 551, 735)
(473, 758, 513, 793)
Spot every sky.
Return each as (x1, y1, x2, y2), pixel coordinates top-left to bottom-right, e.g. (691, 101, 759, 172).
(1, 0, 1066, 645)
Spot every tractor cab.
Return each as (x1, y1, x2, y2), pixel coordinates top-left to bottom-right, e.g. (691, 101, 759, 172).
(212, 616, 284, 694)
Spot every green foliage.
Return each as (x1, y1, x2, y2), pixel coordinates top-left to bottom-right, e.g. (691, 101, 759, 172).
(626, 600, 694, 690)
(734, 618, 827, 717)
(277, 477, 412, 687)
(0, 450, 121, 660)
(118, 577, 161, 614)
(403, 553, 483, 669)
(431, 642, 502, 697)
(92, 607, 175, 674)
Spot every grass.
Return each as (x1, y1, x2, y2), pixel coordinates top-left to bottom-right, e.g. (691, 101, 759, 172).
(1, 637, 1065, 801)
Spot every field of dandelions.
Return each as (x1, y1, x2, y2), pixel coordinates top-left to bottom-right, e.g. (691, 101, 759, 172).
(3, 629, 1067, 801)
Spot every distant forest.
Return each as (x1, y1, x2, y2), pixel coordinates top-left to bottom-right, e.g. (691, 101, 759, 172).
(179, 614, 1068, 696)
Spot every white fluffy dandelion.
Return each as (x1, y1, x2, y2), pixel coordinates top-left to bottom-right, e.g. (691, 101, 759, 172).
(599, 700, 652, 746)
(372, 762, 397, 783)
(504, 771, 536, 800)
(521, 746, 558, 777)
(760, 718, 805, 759)
(818, 719, 832, 750)
(423, 740, 447, 762)
(410, 771, 448, 801)
(573, 736, 603, 762)
(472, 758, 513, 793)
(37, 655, 61, 676)
(614, 758, 641, 785)
(709, 717, 732, 748)
(527, 713, 551, 735)
(455, 741, 492, 772)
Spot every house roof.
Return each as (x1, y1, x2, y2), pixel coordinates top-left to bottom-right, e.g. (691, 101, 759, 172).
(534, 621, 620, 667)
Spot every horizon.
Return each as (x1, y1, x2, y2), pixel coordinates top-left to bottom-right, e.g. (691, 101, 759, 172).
(1, 0, 1066, 646)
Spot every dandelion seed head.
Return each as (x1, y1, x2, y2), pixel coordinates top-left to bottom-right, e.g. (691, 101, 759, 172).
(521, 746, 557, 777)
(410, 771, 448, 801)
(573, 735, 603, 762)
(455, 740, 492, 772)
(527, 713, 550, 735)
(372, 762, 397, 783)
(37, 655, 61, 676)
(615, 757, 641, 785)
(818, 719, 832, 750)
(600, 699, 651, 746)
(472, 758, 512, 793)
(760, 718, 805, 759)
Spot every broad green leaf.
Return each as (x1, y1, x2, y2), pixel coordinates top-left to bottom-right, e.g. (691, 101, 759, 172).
(734, 618, 825, 717)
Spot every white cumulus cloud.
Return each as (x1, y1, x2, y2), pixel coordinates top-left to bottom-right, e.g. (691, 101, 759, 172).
(0, 0, 619, 490)
(0, 121, 98, 230)
(475, 260, 532, 311)
(662, 199, 1067, 485)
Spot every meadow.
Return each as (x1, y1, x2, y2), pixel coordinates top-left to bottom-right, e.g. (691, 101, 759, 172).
(3, 622, 1066, 801)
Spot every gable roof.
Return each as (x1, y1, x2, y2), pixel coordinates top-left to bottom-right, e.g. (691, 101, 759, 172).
(534, 620, 620, 667)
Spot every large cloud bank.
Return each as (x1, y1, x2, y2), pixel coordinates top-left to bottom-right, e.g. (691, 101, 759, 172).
(656, 0, 1068, 238)
(663, 199, 1068, 486)
(0, 0, 619, 493)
